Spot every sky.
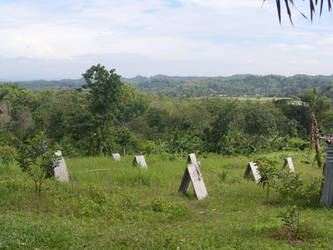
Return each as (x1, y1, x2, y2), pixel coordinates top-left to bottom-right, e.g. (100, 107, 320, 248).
(0, 0, 333, 80)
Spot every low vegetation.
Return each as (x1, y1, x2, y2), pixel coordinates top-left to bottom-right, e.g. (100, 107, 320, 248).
(0, 151, 331, 249)
(0, 65, 332, 248)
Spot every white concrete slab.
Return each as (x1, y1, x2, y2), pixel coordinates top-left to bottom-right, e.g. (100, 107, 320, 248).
(54, 151, 69, 182)
(244, 162, 261, 184)
(112, 153, 120, 161)
(179, 164, 208, 200)
(283, 157, 295, 173)
(133, 155, 148, 169)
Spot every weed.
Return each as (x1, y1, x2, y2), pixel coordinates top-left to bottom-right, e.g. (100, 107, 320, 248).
(218, 171, 228, 182)
(151, 197, 190, 220)
(279, 205, 301, 240)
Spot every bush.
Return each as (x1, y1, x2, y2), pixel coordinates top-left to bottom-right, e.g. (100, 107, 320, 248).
(256, 157, 278, 202)
(275, 173, 321, 208)
(0, 145, 16, 168)
(218, 171, 228, 182)
(273, 137, 308, 151)
(16, 133, 59, 178)
(151, 198, 190, 220)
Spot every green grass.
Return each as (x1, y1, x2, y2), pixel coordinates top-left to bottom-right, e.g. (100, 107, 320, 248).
(208, 96, 289, 102)
(0, 151, 332, 249)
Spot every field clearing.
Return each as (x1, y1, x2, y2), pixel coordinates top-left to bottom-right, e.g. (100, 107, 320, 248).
(220, 96, 289, 102)
(0, 151, 332, 249)
(196, 96, 290, 103)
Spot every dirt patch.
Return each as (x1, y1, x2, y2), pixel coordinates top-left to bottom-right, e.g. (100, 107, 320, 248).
(270, 227, 305, 246)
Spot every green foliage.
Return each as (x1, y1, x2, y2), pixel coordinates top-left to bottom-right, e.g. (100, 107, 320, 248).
(273, 137, 308, 151)
(28, 157, 46, 198)
(29, 134, 59, 178)
(151, 197, 190, 220)
(114, 127, 133, 156)
(126, 74, 333, 98)
(0, 145, 16, 168)
(144, 140, 157, 156)
(79, 184, 109, 217)
(17, 133, 58, 197)
(245, 109, 277, 137)
(275, 173, 321, 208)
(279, 205, 301, 240)
(16, 132, 59, 179)
(256, 157, 279, 202)
(218, 170, 228, 182)
(0, 69, 332, 158)
(0, 152, 331, 248)
(82, 64, 124, 155)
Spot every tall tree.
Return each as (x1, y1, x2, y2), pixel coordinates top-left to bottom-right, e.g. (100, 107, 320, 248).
(82, 65, 124, 154)
(300, 87, 332, 167)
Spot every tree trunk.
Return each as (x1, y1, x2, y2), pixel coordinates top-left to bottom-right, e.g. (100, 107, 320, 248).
(311, 112, 323, 168)
(89, 136, 93, 156)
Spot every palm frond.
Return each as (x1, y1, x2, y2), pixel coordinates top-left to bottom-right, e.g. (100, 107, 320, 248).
(266, 0, 333, 24)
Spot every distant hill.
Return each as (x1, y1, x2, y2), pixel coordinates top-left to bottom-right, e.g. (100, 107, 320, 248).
(17, 79, 86, 89)
(1, 74, 332, 98)
(124, 74, 333, 98)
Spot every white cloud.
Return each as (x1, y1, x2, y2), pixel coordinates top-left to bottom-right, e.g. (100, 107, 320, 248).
(0, 0, 333, 79)
(180, 0, 260, 9)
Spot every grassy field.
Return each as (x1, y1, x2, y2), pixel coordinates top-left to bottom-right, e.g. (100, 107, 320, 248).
(0, 151, 332, 249)
(222, 97, 289, 102)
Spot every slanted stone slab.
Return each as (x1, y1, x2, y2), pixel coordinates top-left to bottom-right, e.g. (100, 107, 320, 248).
(178, 164, 208, 200)
(133, 155, 147, 169)
(112, 153, 120, 161)
(54, 151, 69, 182)
(320, 141, 333, 208)
(244, 162, 261, 184)
(283, 157, 295, 173)
(187, 153, 197, 164)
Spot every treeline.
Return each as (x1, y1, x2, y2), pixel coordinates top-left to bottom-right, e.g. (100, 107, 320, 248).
(129, 74, 333, 98)
(2, 74, 333, 98)
(0, 65, 332, 158)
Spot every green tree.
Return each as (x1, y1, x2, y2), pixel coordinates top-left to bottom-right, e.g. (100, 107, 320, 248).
(115, 127, 132, 156)
(256, 157, 278, 202)
(29, 157, 47, 198)
(16, 132, 59, 179)
(0, 145, 16, 168)
(82, 65, 124, 155)
(299, 87, 331, 168)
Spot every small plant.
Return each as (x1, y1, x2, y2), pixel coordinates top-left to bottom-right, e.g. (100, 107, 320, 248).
(79, 185, 109, 217)
(279, 205, 301, 240)
(16, 132, 59, 178)
(151, 197, 190, 220)
(0, 145, 16, 168)
(144, 140, 156, 156)
(218, 171, 228, 182)
(275, 173, 321, 208)
(29, 158, 46, 198)
(256, 157, 278, 202)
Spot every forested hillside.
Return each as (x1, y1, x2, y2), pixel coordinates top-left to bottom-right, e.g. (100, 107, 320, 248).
(126, 74, 333, 98)
(0, 66, 332, 158)
(3, 74, 333, 98)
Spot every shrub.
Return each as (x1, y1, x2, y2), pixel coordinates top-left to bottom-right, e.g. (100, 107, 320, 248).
(16, 132, 59, 178)
(275, 173, 321, 208)
(151, 198, 190, 220)
(279, 205, 301, 240)
(0, 145, 16, 168)
(256, 157, 278, 202)
(29, 158, 46, 198)
(218, 171, 228, 182)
